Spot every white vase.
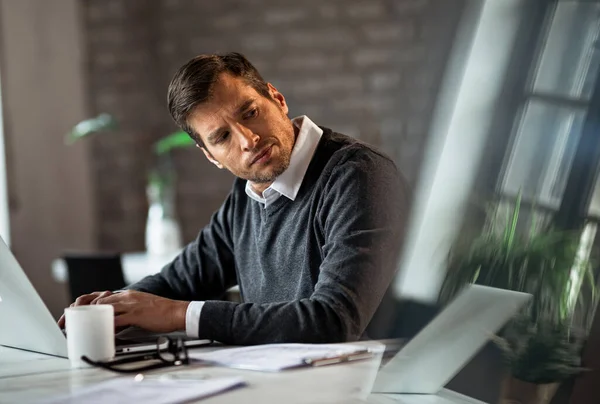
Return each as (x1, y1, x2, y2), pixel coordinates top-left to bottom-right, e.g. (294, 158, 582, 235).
(145, 180, 182, 257)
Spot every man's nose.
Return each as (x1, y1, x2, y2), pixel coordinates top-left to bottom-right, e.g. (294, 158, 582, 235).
(234, 124, 260, 151)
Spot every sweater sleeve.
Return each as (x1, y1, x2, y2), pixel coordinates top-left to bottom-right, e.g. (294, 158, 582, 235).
(127, 190, 237, 301)
(196, 149, 409, 345)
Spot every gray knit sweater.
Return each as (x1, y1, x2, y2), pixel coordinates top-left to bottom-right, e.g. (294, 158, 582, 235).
(130, 128, 408, 345)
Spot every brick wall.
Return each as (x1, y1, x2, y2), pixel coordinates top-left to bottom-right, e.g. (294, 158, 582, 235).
(82, 0, 465, 251)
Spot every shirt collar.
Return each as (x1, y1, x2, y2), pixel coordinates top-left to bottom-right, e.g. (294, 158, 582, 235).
(245, 115, 323, 204)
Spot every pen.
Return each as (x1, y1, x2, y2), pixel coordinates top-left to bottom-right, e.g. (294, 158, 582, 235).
(303, 349, 374, 367)
(134, 373, 209, 382)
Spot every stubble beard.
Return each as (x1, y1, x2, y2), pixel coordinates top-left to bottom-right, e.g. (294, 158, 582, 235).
(248, 151, 291, 184)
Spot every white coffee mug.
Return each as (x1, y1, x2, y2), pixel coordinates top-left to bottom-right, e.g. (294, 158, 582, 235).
(64, 305, 115, 368)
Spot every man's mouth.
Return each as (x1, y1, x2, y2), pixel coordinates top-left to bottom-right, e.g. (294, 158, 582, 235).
(250, 145, 273, 165)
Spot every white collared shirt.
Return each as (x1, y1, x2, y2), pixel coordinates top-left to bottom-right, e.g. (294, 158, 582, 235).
(185, 115, 323, 337)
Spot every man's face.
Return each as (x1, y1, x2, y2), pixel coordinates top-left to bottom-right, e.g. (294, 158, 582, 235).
(188, 73, 296, 191)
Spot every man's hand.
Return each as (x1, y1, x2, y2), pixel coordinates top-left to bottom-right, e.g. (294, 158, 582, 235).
(57, 290, 114, 328)
(95, 290, 189, 333)
(58, 291, 190, 334)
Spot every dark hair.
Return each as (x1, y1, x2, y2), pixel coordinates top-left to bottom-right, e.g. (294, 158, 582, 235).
(167, 52, 271, 145)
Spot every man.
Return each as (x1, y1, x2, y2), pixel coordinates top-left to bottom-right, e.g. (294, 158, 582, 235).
(59, 52, 409, 345)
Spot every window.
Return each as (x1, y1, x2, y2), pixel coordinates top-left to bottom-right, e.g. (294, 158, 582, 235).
(500, 1, 600, 209)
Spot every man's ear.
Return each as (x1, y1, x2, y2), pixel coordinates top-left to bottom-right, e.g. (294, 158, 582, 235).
(199, 146, 224, 169)
(267, 83, 289, 115)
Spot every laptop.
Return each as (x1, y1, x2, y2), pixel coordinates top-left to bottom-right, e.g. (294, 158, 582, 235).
(370, 284, 531, 398)
(0, 236, 210, 358)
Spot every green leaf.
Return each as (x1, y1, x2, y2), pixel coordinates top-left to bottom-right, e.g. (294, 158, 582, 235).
(154, 131, 195, 155)
(505, 192, 521, 256)
(65, 113, 117, 144)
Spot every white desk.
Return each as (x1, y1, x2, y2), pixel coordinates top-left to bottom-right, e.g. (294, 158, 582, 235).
(0, 345, 487, 404)
(51, 251, 180, 284)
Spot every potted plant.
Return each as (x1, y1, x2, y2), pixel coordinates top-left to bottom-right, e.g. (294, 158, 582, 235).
(440, 194, 597, 404)
(492, 315, 587, 404)
(66, 114, 196, 256)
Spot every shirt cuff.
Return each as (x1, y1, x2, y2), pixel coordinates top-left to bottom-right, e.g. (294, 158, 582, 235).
(185, 301, 205, 338)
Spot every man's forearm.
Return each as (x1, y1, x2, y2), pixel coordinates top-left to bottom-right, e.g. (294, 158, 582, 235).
(128, 211, 237, 302)
(195, 298, 351, 345)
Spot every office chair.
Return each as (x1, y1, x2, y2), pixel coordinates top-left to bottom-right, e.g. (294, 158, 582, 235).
(63, 253, 126, 301)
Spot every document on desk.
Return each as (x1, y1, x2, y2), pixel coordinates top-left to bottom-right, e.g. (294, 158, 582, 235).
(189, 343, 375, 372)
(35, 376, 245, 404)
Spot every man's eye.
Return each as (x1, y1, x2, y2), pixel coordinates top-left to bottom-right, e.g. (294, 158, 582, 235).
(216, 131, 230, 143)
(244, 108, 258, 119)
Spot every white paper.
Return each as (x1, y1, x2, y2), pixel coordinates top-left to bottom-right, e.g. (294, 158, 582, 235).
(35, 376, 245, 404)
(189, 343, 370, 371)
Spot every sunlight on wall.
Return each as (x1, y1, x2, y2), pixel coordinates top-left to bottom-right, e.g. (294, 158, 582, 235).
(0, 77, 10, 246)
(394, 0, 528, 302)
